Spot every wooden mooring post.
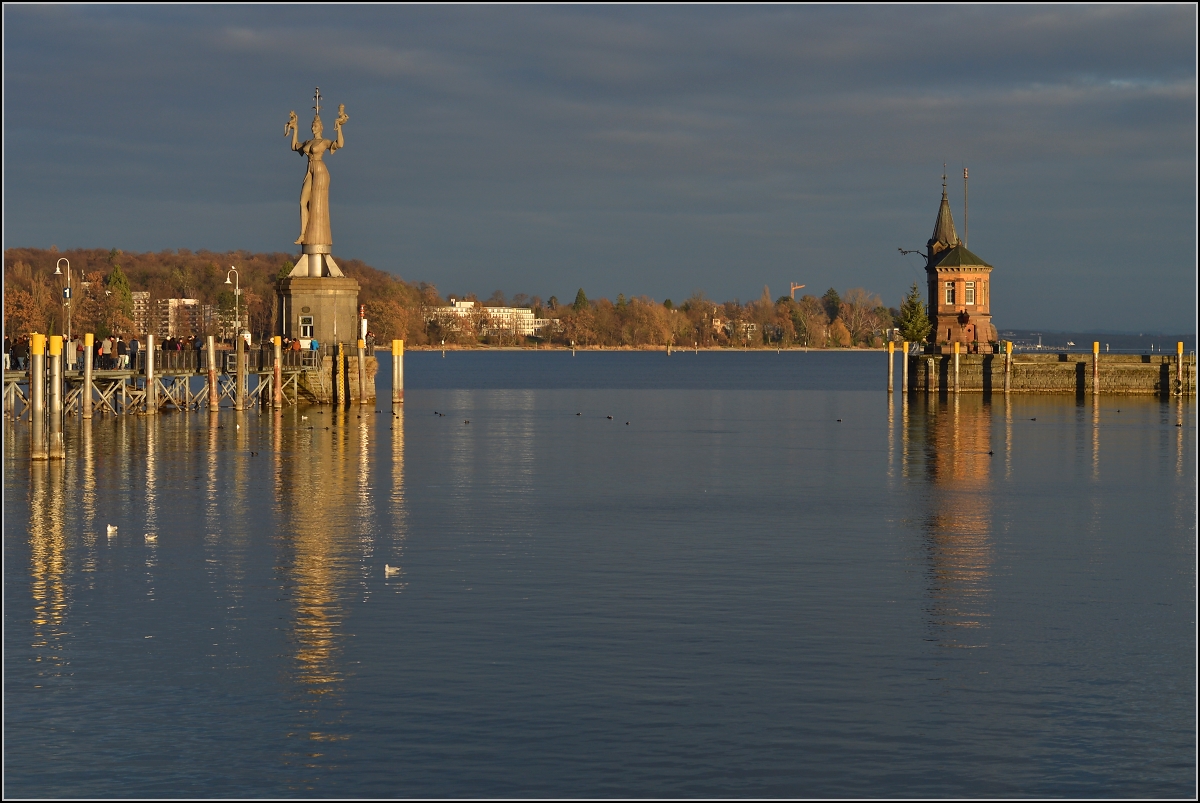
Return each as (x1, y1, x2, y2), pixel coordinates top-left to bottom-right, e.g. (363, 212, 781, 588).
(235, 337, 246, 411)
(1093, 341, 1100, 396)
(1178, 342, 1185, 396)
(357, 338, 367, 405)
(1004, 340, 1012, 395)
(953, 341, 960, 394)
(48, 335, 64, 459)
(207, 335, 218, 409)
(901, 341, 908, 393)
(392, 339, 404, 404)
(145, 334, 157, 414)
(273, 336, 283, 409)
(887, 340, 894, 393)
(30, 333, 47, 460)
(82, 333, 94, 419)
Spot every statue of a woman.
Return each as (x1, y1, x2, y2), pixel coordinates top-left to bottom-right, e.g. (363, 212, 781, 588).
(285, 103, 348, 246)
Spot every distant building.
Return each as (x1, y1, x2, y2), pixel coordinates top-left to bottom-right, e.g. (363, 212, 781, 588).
(923, 177, 997, 353)
(154, 298, 213, 339)
(132, 291, 151, 335)
(427, 298, 550, 337)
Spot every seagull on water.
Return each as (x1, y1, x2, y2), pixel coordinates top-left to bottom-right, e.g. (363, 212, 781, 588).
(145, 532, 157, 543)
(384, 564, 401, 577)
(107, 524, 118, 538)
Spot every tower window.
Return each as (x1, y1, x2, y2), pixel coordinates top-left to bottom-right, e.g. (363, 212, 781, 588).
(944, 282, 955, 305)
(965, 281, 975, 305)
(299, 315, 314, 338)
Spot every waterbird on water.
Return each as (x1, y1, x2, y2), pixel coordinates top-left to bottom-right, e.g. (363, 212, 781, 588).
(385, 564, 401, 577)
(145, 533, 157, 543)
(107, 524, 118, 538)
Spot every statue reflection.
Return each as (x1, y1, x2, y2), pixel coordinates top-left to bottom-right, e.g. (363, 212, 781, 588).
(907, 394, 994, 647)
(275, 404, 380, 772)
(29, 460, 69, 670)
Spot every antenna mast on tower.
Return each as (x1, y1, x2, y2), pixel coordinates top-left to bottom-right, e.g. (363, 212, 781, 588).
(963, 166, 969, 248)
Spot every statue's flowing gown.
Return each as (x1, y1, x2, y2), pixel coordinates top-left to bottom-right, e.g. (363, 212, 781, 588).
(301, 147, 332, 246)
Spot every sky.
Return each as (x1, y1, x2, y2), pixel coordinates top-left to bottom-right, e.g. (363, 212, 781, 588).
(3, 5, 1196, 332)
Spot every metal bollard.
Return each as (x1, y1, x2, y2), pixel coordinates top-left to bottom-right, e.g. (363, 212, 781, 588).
(392, 339, 404, 404)
(82, 333, 94, 419)
(273, 336, 283, 409)
(30, 333, 47, 460)
(48, 335, 64, 459)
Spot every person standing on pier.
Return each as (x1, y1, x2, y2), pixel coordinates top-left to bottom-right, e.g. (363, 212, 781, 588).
(117, 335, 128, 369)
(129, 335, 140, 371)
(4, 335, 10, 370)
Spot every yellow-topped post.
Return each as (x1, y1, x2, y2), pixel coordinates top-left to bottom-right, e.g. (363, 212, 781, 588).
(273, 336, 283, 409)
(1004, 339, 1012, 395)
(953, 340, 960, 394)
(1093, 341, 1100, 396)
(392, 339, 404, 404)
(30, 333, 47, 459)
(1178, 341, 1185, 396)
(47, 335, 64, 458)
(82, 333, 94, 418)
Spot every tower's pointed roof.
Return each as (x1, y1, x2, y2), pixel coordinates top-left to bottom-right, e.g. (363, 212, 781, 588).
(928, 181, 959, 255)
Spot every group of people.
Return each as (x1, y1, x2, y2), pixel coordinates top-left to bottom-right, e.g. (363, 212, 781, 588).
(3, 331, 377, 372)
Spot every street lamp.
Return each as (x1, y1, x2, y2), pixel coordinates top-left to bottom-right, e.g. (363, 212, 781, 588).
(224, 267, 241, 339)
(53, 258, 72, 343)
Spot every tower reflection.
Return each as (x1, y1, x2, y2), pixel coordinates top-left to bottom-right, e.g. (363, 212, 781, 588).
(907, 394, 994, 647)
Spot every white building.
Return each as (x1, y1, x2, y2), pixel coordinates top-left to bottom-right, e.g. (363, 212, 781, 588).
(427, 299, 551, 337)
(154, 298, 213, 339)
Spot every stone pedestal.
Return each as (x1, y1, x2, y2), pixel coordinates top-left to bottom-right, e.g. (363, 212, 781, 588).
(277, 276, 360, 346)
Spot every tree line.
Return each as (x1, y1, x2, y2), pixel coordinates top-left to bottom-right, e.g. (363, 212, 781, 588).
(4, 247, 932, 348)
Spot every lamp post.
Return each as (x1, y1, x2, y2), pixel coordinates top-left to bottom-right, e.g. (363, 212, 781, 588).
(224, 267, 241, 340)
(53, 258, 72, 344)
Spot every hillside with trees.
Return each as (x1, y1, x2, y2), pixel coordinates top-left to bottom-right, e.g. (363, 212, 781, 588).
(4, 247, 899, 348)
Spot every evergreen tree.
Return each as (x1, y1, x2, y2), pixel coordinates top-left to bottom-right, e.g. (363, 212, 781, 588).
(277, 261, 294, 281)
(572, 288, 588, 310)
(106, 262, 133, 317)
(897, 282, 932, 343)
(822, 287, 841, 320)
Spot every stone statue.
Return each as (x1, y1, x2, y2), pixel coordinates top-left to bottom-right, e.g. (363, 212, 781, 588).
(285, 89, 348, 247)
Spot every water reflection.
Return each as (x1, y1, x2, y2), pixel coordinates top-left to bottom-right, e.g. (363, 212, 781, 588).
(29, 460, 69, 673)
(274, 406, 377, 778)
(907, 394, 994, 647)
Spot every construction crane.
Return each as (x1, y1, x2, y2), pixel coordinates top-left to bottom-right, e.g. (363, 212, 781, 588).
(789, 283, 806, 300)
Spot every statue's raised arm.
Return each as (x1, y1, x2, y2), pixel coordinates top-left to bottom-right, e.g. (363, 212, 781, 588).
(331, 104, 348, 151)
(285, 110, 300, 151)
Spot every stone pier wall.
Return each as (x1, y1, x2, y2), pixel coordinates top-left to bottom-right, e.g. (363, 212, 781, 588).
(907, 353, 1195, 395)
(296, 355, 377, 404)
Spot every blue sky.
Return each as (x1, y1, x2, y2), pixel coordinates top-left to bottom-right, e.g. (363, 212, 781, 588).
(4, 5, 1195, 331)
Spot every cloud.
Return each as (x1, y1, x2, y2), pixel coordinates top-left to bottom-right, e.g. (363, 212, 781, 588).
(3, 5, 1195, 330)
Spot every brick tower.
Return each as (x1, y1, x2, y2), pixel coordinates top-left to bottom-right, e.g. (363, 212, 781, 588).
(924, 176, 996, 353)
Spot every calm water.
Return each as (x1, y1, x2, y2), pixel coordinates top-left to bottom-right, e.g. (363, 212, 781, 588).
(4, 351, 1196, 797)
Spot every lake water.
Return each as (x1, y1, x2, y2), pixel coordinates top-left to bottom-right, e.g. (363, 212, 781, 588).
(4, 351, 1196, 797)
